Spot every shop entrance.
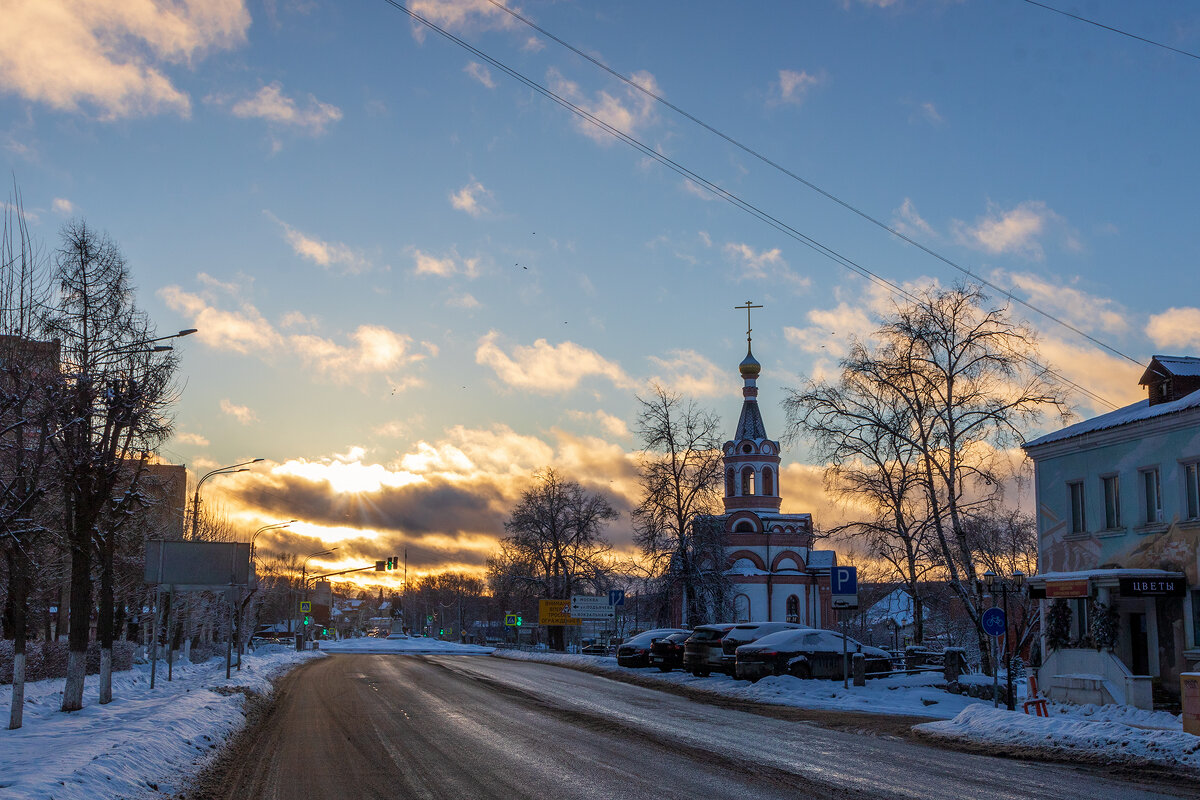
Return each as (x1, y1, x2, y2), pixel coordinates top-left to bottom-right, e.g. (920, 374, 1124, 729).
(1130, 612, 1149, 675)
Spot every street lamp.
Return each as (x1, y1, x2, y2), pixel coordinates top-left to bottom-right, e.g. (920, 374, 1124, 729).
(250, 519, 297, 562)
(190, 458, 264, 539)
(297, 548, 338, 650)
(984, 568, 1027, 711)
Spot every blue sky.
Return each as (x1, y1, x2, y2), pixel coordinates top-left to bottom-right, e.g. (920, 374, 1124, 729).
(4, 0, 1198, 582)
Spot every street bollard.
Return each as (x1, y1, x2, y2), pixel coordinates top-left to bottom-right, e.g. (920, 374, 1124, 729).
(852, 652, 866, 687)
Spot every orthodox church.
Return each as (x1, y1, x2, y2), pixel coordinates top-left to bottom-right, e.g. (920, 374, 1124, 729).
(696, 325, 837, 627)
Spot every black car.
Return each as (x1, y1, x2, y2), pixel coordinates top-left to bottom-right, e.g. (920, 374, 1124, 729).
(734, 628, 893, 681)
(681, 623, 736, 677)
(647, 631, 691, 672)
(616, 628, 689, 667)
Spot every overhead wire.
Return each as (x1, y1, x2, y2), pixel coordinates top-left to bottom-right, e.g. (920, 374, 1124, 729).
(1021, 0, 1200, 61)
(377, 0, 1121, 411)
(477, 0, 1143, 371)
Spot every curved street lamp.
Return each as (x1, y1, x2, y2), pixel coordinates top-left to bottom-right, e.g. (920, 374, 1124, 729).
(190, 458, 264, 540)
(250, 519, 297, 562)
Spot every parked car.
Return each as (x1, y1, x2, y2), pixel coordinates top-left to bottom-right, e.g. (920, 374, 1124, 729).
(682, 623, 737, 677)
(734, 628, 893, 681)
(616, 628, 690, 667)
(647, 631, 691, 672)
(717, 622, 808, 674)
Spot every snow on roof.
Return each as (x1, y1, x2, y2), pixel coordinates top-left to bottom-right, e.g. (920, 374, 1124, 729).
(1027, 568, 1185, 585)
(1023, 387, 1200, 450)
(1140, 354, 1200, 381)
(805, 550, 836, 571)
(865, 588, 914, 626)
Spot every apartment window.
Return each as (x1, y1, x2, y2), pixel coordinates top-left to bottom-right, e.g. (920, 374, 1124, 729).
(1141, 468, 1162, 524)
(1186, 462, 1200, 520)
(1069, 481, 1086, 533)
(1102, 474, 1121, 529)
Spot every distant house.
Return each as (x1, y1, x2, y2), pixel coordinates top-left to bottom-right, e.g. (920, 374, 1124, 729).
(1023, 355, 1200, 706)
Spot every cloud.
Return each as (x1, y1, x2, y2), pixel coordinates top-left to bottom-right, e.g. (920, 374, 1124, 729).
(447, 292, 480, 309)
(993, 269, 1128, 335)
(223, 82, 342, 135)
(159, 284, 426, 384)
(265, 211, 367, 273)
(52, 197, 75, 214)
(545, 67, 659, 145)
(220, 399, 258, 425)
(464, 62, 496, 89)
(174, 432, 210, 447)
(952, 201, 1061, 260)
(646, 349, 728, 397)
(218, 428, 642, 577)
(1146, 307, 1200, 351)
(411, 248, 480, 278)
(783, 302, 877, 358)
(567, 410, 631, 441)
(475, 332, 633, 394)
(892, 198, 935, 239)
(450, 180, 492, 217)
(0, 0, 249, 119)
(916, 101, 942, 125)
(407, 0, 519, 40)
(723, 242, 811, 291)
(771, 69, 825, 106)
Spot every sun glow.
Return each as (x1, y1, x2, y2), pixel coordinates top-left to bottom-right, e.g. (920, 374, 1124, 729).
(272, 453, 425, 494)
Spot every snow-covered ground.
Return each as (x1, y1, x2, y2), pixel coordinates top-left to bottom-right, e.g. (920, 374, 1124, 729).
(492, 649, 1198, 773)
(319, 635, 494, 655)
(0, 645, 322, 800)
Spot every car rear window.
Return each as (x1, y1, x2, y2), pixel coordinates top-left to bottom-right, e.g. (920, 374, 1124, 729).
(689, 628, 726, 642)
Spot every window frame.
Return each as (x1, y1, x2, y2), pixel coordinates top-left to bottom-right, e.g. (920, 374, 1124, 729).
(1068, 480, 1087, 534)
(1185, 461, 1200, 521)
(1101, 473, 1121, 530)
(1140, 467, 1162, 525)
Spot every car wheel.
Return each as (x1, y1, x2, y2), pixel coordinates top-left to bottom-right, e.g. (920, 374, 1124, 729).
(789, 663, 812, 680)
(658, 665, 673, 673)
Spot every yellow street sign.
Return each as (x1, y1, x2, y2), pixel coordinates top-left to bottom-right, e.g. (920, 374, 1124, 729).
(299, 601, 312, 612)
(538, 598, 581, 626)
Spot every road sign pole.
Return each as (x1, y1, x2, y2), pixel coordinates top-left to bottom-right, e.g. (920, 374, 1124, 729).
(842, 612, 849, 690)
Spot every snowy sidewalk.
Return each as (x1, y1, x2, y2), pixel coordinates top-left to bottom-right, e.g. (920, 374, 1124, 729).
(0, 645, 322, 800)
(493, 649, 1198, 773)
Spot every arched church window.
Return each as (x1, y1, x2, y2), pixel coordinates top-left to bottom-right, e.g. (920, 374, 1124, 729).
(762, 466, 774, 496)
(741, 466, 755, 495)
(786, 595, 799, 623)
(734, 594, 751, 623)
(733, 520, 755, 533)
(741, 443, 753, 454)
(726, 469, 735, 497)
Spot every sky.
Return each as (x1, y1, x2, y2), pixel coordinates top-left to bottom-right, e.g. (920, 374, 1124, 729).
(3, 0, 1199, 587)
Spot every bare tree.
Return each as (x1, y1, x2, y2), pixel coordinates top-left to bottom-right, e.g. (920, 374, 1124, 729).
(783, 358, 938, 643)
(813, 283, 1067, 672)
(491, 468, 616, 650)
(631, 384, 727, 626)
(965, 509, 1040, 657)
(43, 221, 179, 710)
(0, 186, 59, 729)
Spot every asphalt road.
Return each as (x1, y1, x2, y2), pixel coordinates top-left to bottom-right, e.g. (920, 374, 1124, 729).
(190, 654, 1197, 800)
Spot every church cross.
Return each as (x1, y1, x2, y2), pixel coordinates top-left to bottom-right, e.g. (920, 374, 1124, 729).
(735, 300, 763, 344)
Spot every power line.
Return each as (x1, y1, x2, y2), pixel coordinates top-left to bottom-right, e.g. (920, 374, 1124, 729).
(477, 0, 1143, 371)
(1021, 0, 1200, 61)
(377, 1, 1121, 412)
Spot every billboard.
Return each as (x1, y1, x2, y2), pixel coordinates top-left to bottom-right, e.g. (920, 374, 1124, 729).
(144, 541, 252, 589)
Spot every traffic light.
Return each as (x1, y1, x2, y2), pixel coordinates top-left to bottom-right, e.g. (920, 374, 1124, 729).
(303, 614, 312, 626)
(391, 555, 399, 570)
(516, 616, 523, 627)
(439, 627, 445, 636)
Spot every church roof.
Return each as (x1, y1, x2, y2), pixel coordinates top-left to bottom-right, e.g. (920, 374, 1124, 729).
(735, 397, 768, 441)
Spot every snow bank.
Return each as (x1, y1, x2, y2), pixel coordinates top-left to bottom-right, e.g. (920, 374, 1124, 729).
(319, 636, 494, 655)
(0, 645, 322, 800)
(914, 705, 1200, 772)
(491, 649, 974, 718)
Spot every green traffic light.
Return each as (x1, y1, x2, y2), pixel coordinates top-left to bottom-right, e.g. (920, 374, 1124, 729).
(516, 616, 522, 627)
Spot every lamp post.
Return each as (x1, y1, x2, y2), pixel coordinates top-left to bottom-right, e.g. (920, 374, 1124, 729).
(190, 458, 264, 540)
(250, 519, 296, 562)
(984, 568, 1026, 711)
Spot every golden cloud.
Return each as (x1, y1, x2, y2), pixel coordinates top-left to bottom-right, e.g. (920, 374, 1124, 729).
(475, 331, 634, 393)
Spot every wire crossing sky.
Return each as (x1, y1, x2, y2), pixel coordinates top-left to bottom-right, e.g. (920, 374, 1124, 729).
(2, 1, 1196, 581)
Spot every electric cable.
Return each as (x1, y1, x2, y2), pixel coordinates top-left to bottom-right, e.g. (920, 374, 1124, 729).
(1021, 0, 1200, 61)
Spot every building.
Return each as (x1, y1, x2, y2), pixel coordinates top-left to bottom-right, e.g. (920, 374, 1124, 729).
(1023, 355, 1200, 707)
(690, 338, 837, 627)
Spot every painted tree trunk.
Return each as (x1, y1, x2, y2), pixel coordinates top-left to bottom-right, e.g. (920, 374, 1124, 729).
(99, 649, 112, 704)
(8, 653, 25, 730)
(61, 529, 92, 712)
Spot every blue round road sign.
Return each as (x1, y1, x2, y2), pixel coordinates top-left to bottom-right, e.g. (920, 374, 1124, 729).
(981, 606, 1006, 637)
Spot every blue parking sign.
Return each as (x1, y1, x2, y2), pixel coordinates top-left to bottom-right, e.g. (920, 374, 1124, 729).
(831, 567, 857, 596)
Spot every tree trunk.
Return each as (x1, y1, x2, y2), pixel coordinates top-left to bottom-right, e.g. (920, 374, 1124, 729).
(62, 523, 91, 712)
(98, 537, 115, 704)
(7, 548, 28, 729)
